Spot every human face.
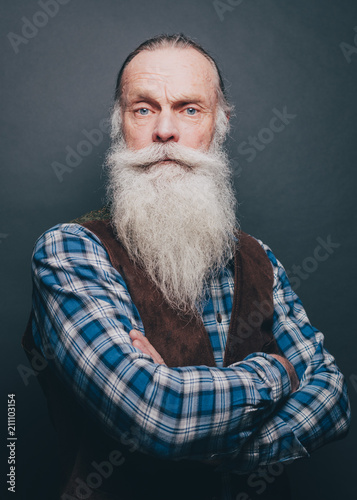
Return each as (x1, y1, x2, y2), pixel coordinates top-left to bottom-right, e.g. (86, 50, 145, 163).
(120, 47, 219, 151)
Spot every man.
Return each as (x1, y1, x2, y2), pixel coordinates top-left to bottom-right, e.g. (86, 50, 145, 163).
(23, 34, 350, 500)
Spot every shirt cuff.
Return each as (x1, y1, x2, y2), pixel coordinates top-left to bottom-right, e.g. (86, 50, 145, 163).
(230, 352, 293, 402)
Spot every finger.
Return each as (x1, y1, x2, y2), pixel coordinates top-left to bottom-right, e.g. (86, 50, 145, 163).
(130, 330, 149, 354)
(129, 329, 143, 341)
(132, 339, 151, 357)
(130, 330, 166, 365)
(130, 330, 154, 353)
(140, 336, 165, 364)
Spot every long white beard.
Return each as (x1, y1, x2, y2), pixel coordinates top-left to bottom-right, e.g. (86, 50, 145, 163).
(105, 140, 238, 316)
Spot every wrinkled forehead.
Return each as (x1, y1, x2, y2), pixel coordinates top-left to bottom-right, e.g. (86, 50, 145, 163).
(120, 47, 219, 107)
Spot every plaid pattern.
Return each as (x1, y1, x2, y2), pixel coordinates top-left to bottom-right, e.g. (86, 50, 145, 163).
(202, 259, 235, 367)
(30, 223, 350, 470)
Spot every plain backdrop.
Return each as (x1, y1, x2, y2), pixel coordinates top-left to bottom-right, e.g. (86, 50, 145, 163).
(1, 0, 356, 498)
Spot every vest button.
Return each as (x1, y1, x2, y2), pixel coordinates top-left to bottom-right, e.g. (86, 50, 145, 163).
(216, 313, 222, 323)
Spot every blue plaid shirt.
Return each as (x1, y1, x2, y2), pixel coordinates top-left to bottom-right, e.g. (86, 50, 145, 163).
(30, 223, 350, 472)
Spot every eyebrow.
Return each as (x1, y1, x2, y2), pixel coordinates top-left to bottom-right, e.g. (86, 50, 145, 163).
(125, 90, 209, 107)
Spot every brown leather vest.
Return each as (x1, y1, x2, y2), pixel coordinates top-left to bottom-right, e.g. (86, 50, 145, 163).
(22, 208, 291, 500)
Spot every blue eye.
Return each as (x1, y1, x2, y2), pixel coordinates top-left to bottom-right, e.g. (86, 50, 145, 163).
(186, 107, 197, 115)
(138, 108, 149, 115)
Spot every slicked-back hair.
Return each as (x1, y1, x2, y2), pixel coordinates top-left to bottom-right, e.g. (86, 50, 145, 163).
(114, 33, 232, 114)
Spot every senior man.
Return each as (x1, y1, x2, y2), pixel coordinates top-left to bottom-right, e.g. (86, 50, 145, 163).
(23, 34, 350, 500)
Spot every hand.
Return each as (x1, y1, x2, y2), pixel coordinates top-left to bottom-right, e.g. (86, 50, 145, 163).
(129, 330, 166, 365)
(270, 354, 299, 392)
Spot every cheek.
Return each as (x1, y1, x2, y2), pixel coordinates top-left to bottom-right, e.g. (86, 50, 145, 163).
(181, 119, 215, 148)
(123, 119, 153, 148)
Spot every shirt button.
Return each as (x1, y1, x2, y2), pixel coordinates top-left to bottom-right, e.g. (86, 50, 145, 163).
(216, 313, 222, 323)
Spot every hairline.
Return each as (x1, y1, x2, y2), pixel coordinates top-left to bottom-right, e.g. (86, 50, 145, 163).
(121, 47, 221, 109)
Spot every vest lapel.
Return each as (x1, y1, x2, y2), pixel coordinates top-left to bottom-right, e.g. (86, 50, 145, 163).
(223, 232, 278, 366)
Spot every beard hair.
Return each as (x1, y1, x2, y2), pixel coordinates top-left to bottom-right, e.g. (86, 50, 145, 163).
(105, 126, 238, 316)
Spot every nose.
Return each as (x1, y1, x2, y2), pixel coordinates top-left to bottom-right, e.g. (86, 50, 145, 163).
(152, 111, 179, 143)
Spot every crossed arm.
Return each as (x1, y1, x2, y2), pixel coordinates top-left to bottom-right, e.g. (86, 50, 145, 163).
(130, 329, 300, 393)
(30, 223, 351, 471)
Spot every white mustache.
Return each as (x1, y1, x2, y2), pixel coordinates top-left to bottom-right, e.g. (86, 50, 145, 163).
(110, 141, 228, 173)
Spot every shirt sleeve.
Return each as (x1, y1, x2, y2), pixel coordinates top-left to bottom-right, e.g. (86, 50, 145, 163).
(31, 223, 293, 461)
(219, 241, 351, 472)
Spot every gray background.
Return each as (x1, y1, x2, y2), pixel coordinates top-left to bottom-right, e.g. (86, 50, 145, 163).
(1, 0, 356, 498)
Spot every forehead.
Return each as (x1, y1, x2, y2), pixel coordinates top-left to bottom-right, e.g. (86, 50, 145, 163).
(121, 47, 219, 105)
